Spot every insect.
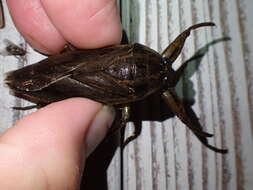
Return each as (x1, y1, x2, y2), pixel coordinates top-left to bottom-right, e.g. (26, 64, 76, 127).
(5, 22, 228, 153)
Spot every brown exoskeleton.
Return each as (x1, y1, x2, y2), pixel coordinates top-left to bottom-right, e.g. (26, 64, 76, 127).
(5, 22, 228, 153)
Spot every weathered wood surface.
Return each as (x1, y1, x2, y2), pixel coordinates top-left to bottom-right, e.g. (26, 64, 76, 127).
(0, 1, 45, 133)
(0, 1, 253, 190)
(121, 0, 253, 190)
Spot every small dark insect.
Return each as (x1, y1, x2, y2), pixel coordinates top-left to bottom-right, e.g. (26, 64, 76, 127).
(3, 39, 26, 56)
(5, 22, 228, 153)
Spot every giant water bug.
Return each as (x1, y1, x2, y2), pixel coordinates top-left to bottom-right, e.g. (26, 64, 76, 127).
(5, 22, 228, 153)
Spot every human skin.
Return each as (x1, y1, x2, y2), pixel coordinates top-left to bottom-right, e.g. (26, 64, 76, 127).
(0, 0, 122, 189)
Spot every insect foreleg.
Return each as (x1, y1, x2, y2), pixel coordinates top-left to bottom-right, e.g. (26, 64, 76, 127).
(161, 89, 213, 137)
(161, 22, 215, 64)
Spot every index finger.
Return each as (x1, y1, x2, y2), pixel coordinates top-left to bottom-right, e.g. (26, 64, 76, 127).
(7, 0, 122, 54)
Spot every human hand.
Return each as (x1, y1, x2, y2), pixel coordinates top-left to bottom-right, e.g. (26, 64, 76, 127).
(0, 0, 121, 189)
(7, 0, 122, 54)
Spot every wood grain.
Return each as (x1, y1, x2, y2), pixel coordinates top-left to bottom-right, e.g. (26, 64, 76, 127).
(121, 0, 253, 190)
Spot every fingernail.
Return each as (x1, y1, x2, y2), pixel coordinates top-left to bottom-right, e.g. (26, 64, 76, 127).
(85, 106, 115, 156)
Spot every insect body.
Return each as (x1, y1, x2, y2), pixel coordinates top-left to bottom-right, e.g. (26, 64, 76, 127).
(6, 44, 166, 105)
(5, 22, 228, 153)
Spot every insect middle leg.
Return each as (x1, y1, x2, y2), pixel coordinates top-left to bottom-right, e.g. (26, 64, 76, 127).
(106, 105, 131, 140)
(108, 105, 141, 147)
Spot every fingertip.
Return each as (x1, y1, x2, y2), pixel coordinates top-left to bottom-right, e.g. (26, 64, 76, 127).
(0, 98, 110, 189)
(0, 98, 102, 163)
(85, 105, 115, 156)
(41, 0, 122, 49)
(7, 0, 66, 54)
(7, 0, 122, 53)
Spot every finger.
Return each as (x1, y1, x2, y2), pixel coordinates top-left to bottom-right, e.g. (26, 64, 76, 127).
(7, 0, 66, 54)
(0, 98, 115, 189)
(7, 0, 122, 54)
(41, 0, 122, 49)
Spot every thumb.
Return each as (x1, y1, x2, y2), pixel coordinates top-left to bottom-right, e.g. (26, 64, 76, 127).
(0, 98, 115, 189)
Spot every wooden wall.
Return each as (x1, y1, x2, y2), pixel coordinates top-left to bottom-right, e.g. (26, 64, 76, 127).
(120, 0, 253, 190)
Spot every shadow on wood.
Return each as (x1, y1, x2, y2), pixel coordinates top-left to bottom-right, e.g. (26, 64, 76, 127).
(80, 116, 121, 189)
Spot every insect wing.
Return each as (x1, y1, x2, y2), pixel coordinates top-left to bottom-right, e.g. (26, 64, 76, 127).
(5, 45, 131, 92)
(6, 43, 165, 105)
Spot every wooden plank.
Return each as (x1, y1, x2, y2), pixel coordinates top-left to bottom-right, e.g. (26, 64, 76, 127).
(121, 1, 253, 190)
